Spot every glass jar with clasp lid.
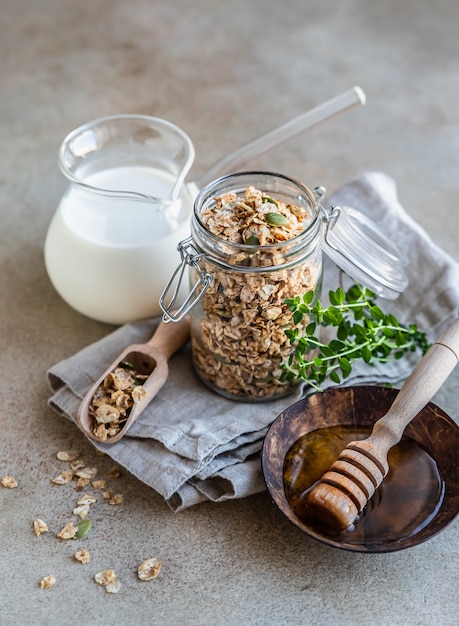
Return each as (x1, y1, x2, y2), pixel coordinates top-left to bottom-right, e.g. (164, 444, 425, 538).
(160, 171, 408, 402)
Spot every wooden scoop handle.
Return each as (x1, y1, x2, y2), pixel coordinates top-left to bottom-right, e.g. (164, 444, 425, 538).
(306, 317, 459, 529)
(76, 315, 190, 445)
(142, 315, 191, 361)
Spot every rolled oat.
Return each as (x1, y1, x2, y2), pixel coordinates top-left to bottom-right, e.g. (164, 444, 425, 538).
(51, 471, 74, 485)
(33, 519, 49, 536)
(95, 569, 121, 593)
(56, 522, 77, 540)
(40, 575, 56, 589)
(57, 450, 80, 462)
(137, 558, 162, 581)
(1, 476, 17, 488)
(74, 548, 91, 564)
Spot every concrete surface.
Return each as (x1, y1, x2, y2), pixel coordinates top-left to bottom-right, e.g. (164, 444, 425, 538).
(1, 0, 458, 624)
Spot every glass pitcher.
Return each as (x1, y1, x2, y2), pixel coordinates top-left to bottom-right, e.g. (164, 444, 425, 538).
(44, 114, 195, 324)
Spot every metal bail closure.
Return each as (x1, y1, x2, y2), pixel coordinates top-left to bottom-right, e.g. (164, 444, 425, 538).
(321, 205, 409, 299)
(160, 237, 213, 322)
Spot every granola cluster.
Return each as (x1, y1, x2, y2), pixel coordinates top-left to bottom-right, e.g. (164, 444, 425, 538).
(192, 186, 320, 400)
(88, 364, 147, 441)
(201, 185, 308, 245)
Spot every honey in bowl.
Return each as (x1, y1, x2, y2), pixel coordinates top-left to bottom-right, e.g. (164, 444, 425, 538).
(283, 425, 444, 546)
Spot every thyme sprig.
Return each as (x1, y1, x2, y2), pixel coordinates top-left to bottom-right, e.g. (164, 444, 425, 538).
(280, 283, 430, 392)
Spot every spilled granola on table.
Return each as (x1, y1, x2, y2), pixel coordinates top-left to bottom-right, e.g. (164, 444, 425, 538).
(191, 185, 321, 400)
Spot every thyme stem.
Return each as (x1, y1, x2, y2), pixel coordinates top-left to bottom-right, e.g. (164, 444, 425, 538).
(280, 283, 430, 391)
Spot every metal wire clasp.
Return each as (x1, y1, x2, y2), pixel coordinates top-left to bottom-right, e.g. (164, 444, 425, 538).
(159, 237, 213, 323)
(322, 205, 342, 248)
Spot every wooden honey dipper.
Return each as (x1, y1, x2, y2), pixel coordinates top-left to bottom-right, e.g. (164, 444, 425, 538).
(306, 317, 459, 530)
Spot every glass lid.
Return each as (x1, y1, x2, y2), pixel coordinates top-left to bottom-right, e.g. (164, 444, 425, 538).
(321, 204, 409, 299)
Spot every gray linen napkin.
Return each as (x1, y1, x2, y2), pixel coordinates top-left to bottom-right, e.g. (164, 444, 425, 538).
(47, 172, 459, 511)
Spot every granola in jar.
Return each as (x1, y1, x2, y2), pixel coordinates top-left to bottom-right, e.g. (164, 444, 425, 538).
(185, 172, 323, 401)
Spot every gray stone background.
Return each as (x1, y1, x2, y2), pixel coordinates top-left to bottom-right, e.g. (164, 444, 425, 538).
(1, 1, 458, 624)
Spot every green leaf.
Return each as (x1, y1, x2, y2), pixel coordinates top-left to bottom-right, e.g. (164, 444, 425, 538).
(361, 346, 372, 363)
(369, 304, 384, 320)
(328, 290, 339, 306)
(323, 307, 342, 326)
(329, 339, 345, 352)
(293, 310, 303, 325)
(303, 290, 315, 304)
(320, 345, 335, 357)
(330, 371, 341, 384)
(387, 313, 400, 327)
(336, 287, 345, 304)
(339, 357, 352, 376)
(329, 287, 345, 306)
(297, 337, 309, 354)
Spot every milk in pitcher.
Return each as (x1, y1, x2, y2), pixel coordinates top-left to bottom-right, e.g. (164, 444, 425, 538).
(45, 164, 195, 324)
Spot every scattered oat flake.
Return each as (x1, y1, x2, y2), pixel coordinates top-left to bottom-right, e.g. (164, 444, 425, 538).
(77, 493, 97, 505)
(108, 493, 124, 505)
(106, 578, 122, 594)
(56, 522, 77, 539)
(70, 459, 85, 471)
(91, 480, 106, 490)
(108, 466, 121, 478)
(73, 504, 90, 519)
(75, 477, 90, 491)
(1, 476, 17, 488)
(74, 548, 90, 564)
(137, 558, 162, 581)
(57, 450, 80, 462)
(40, 575, 56, 589)
(33, 519, 49, 536)
(51, 470, 74, 485)
(95, 569, 117, 586)
(75, 467, 97, 479)
(102, 490, 112, 500)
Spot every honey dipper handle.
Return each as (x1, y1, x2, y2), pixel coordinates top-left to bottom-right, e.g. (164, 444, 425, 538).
(370, 317, 459, 448)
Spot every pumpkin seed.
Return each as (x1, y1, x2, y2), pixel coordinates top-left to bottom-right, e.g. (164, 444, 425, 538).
(74, 519, 92, 539)
(262, 195, 279, 207)
(244, 235, 260, 245)
(214, 353, 239, 366)
(264, 212, 289, 226)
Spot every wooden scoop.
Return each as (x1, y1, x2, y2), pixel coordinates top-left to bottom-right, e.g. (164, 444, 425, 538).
(306, 317, 459, 530)
(76, 316, 190, 444)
